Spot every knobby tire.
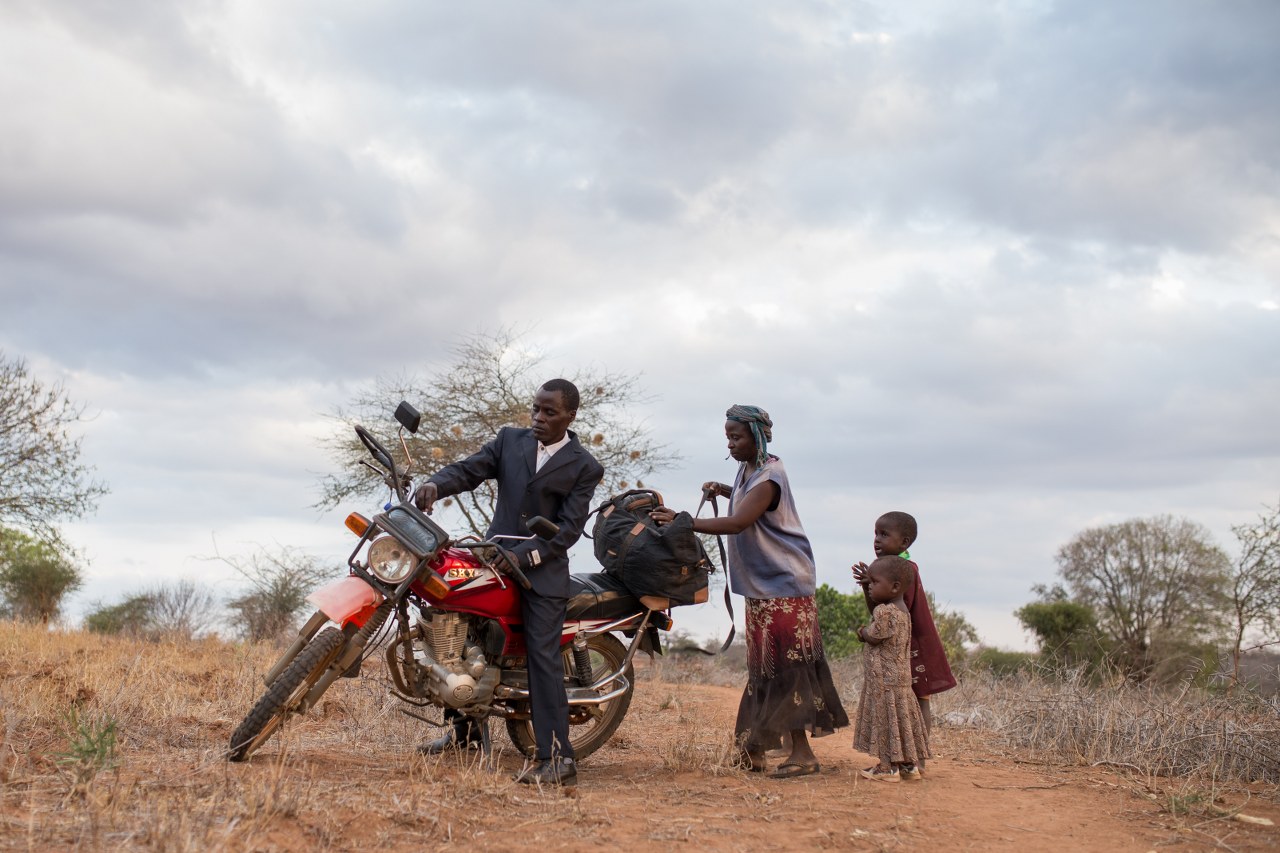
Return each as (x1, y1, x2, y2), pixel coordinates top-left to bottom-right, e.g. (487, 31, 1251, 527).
(228, 626, 346, 762)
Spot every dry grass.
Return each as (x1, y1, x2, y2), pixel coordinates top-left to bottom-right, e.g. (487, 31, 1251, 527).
(930, 665, 1280, 784)
(4, 620, 1277, 852)
(648, 646, 1280, 786)
(0, 621, 492, 848)
(0, 622, 759, 850)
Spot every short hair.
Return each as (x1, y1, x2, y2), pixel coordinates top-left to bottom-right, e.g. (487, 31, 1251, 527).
(879, 511, 918, 546)
(869, 555, 913, 588)
(539, 378, 580, 411)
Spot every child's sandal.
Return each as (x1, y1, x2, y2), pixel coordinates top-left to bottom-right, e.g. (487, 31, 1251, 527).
(859, 766, 900, 783)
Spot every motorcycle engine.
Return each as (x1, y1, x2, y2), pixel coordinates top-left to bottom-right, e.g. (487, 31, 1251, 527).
(413, 610, 499, 709)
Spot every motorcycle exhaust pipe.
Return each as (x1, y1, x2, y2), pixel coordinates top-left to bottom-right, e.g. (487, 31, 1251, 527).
(493, 673, 631, 705)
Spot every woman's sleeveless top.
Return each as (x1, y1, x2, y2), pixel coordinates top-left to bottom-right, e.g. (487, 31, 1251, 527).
(725, 458, 817, 600)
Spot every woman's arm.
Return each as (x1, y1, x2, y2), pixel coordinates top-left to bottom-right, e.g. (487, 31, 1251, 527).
(651, 479, 779, 535)
(694, 480, 779, 535)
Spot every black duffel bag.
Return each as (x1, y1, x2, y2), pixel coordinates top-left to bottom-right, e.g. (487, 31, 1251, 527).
(589, 489, 712, 607)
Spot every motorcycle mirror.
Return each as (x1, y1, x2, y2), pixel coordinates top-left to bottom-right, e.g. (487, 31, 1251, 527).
(394, 401, 421, 434)
(354, 425, 396, 473)
(526, 516, 560, 539)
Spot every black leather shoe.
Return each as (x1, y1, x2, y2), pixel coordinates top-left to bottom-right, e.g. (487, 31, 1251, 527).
(416, 729, 483, 756)
(515, 758, 577, 786)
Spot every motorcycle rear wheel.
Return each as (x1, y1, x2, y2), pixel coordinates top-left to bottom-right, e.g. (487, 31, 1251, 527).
(228, 626, 346, 762)
(505, 632, 633, 761)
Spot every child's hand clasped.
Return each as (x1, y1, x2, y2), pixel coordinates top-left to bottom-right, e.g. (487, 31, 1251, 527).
(851, 561, 870, 586)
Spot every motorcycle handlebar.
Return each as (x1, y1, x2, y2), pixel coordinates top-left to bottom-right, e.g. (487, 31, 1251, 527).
(506, 561, 534, 591)
(452, 538, 534, 591)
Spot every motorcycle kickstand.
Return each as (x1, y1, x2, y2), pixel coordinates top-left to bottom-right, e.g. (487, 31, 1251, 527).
(478, 718, 497, 771)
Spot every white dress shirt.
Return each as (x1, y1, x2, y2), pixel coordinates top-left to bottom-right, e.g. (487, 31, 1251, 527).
(536, 432, 571, 472)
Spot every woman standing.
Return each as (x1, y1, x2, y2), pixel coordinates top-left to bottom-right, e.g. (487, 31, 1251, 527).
(652, 405, 848, 779)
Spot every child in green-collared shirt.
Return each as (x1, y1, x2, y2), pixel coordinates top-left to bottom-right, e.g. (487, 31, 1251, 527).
(852, 511, 956, 739)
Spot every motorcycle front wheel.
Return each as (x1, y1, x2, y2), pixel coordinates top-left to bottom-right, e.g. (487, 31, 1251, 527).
(228, 626, 347, 762)
(505, 632, 633, 761)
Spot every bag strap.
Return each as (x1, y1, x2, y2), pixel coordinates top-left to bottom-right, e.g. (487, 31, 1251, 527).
(696, 488, 735, 654)
(583, 489, 664, 541)
(614, 521, 648, 571)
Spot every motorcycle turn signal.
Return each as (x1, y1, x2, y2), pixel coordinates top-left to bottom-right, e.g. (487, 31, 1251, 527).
(345, 513, 371, 537)
(421, 569, 451, 600)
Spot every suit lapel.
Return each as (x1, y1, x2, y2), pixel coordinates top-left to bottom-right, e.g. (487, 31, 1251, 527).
(531, 433, 581, 482)
(513, 430, 537, 479)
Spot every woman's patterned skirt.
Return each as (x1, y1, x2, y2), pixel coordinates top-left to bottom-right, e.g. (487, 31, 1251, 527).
(734, 596, 849, 753)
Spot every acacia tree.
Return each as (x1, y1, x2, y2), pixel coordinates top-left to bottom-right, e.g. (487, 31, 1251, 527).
(1016, 585, 1106, 672)
(0, 527, 83, 624)
(316, 329, 674, 537)
(1226, 499, 1280, 688)
(0, 353, 107, 543)
(220, 546, 335, 642)
(1054, 516, 1229, 681)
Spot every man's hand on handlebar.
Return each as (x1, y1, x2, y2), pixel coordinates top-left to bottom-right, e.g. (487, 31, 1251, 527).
(413, 482, 438, 513)
(493, 546, 533, 590)
(494, 546, 518, 573)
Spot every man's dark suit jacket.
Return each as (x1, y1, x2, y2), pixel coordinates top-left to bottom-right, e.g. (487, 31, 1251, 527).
(427, 427, 604, 598)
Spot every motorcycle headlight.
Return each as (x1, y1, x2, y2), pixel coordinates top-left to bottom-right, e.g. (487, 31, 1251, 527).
(367, 535, 417, 584)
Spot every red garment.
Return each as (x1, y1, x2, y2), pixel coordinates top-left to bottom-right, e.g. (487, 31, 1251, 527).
(902, 561, 956, 698)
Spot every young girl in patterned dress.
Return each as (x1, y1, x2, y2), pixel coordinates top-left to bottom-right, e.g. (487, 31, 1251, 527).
(852, 512, 956, 735)
(853, 556, 930, 782)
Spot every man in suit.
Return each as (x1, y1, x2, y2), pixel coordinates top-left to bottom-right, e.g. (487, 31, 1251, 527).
(412, 378, 604, 786)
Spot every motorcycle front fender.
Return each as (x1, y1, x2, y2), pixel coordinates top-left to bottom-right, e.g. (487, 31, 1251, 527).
(308, 576, 384, 628)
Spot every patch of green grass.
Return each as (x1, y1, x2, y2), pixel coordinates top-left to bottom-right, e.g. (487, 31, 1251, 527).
(54, 706, 118, 793)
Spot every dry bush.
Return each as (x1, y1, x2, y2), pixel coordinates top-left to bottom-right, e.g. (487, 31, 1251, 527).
(931, 665, 1280, 784)
(650, 644, 1280, 786)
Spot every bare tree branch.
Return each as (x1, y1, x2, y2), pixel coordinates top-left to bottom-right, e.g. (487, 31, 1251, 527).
(0, 352, 108, 543)
(315, 328, 677, 537)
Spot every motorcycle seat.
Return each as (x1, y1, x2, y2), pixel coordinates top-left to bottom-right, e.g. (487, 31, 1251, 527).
(565, 572, 644, 621)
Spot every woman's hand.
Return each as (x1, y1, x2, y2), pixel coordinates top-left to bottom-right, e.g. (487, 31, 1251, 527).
(702, 481, 730, 499)
(650, 506, 676, 526)
(851, 561, 870, 586)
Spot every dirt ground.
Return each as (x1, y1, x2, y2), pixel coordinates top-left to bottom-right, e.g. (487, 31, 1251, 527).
(5, 650, 1279, 852)
(189, 681, 1280, 851)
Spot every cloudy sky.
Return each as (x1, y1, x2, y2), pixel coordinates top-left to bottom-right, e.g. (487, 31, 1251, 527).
(2, 0, 1277, 649)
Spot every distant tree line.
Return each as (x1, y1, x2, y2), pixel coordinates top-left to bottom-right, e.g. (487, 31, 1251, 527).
(78, 546, 333, 642)
(1011, 504, 1280, 691)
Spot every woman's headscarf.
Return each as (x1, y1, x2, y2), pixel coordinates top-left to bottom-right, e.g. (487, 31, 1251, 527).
(725, 404, 773, 468)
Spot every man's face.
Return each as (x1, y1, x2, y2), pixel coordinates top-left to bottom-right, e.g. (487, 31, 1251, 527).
(530, 388, 575, 445)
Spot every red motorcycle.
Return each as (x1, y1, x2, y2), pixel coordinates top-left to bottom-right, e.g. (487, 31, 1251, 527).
(228, 402, 676, 763)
